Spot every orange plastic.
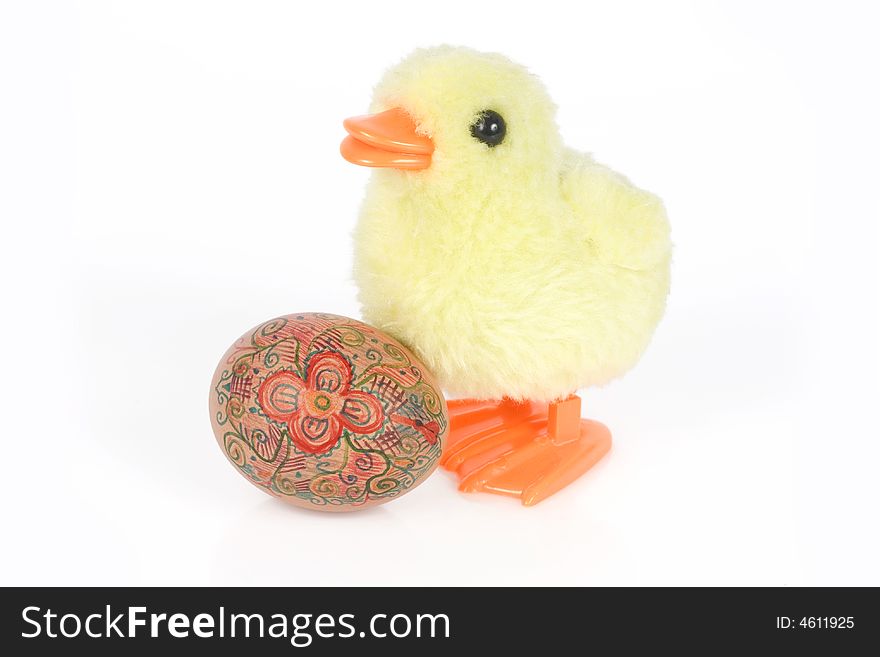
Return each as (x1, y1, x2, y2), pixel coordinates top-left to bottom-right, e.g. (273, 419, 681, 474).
(440, 395, 611, 506)
(341, 108, 433, 170)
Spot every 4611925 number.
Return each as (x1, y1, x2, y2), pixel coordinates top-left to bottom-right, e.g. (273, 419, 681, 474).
(776, 617, 854, 629)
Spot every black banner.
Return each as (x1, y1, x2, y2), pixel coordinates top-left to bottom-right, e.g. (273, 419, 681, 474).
(1, 587, 876, 654)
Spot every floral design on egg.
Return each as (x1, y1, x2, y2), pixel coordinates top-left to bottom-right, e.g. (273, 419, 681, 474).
(257, 351, 385, 455)
(209, 313, 448, 512)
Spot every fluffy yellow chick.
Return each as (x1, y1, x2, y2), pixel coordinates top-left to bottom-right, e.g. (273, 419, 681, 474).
(341, 46, 671, 504)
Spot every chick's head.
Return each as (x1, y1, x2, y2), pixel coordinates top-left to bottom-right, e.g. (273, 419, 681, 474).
(343, 46, 563, 195)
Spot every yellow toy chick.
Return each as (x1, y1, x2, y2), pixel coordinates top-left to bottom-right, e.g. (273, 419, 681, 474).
(341, 46, 671, 505)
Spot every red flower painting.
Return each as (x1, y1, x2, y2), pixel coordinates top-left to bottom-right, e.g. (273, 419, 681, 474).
(257, 352, 384, 454)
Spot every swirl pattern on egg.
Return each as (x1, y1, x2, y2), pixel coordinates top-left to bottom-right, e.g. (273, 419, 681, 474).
(209, 313, 447, 511)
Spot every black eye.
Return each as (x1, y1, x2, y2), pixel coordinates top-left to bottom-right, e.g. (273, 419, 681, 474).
(470, 110, 506, 147)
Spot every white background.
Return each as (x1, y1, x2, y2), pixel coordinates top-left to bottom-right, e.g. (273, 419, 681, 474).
(1, 0, 878, 586)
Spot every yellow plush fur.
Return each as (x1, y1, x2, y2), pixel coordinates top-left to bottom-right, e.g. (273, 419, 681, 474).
(353, 46, 671, 402)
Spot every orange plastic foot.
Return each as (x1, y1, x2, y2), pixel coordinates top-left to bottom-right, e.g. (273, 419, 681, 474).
(441, 395, 611, 506)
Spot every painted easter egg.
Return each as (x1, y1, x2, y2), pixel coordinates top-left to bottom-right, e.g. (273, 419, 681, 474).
(209, 313, 448, 511)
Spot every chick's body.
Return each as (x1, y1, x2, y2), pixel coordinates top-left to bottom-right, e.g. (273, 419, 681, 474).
(352, 47, 671, 403)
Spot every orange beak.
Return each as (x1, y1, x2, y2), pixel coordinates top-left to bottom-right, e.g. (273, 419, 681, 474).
(340, 108, 433, 170)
